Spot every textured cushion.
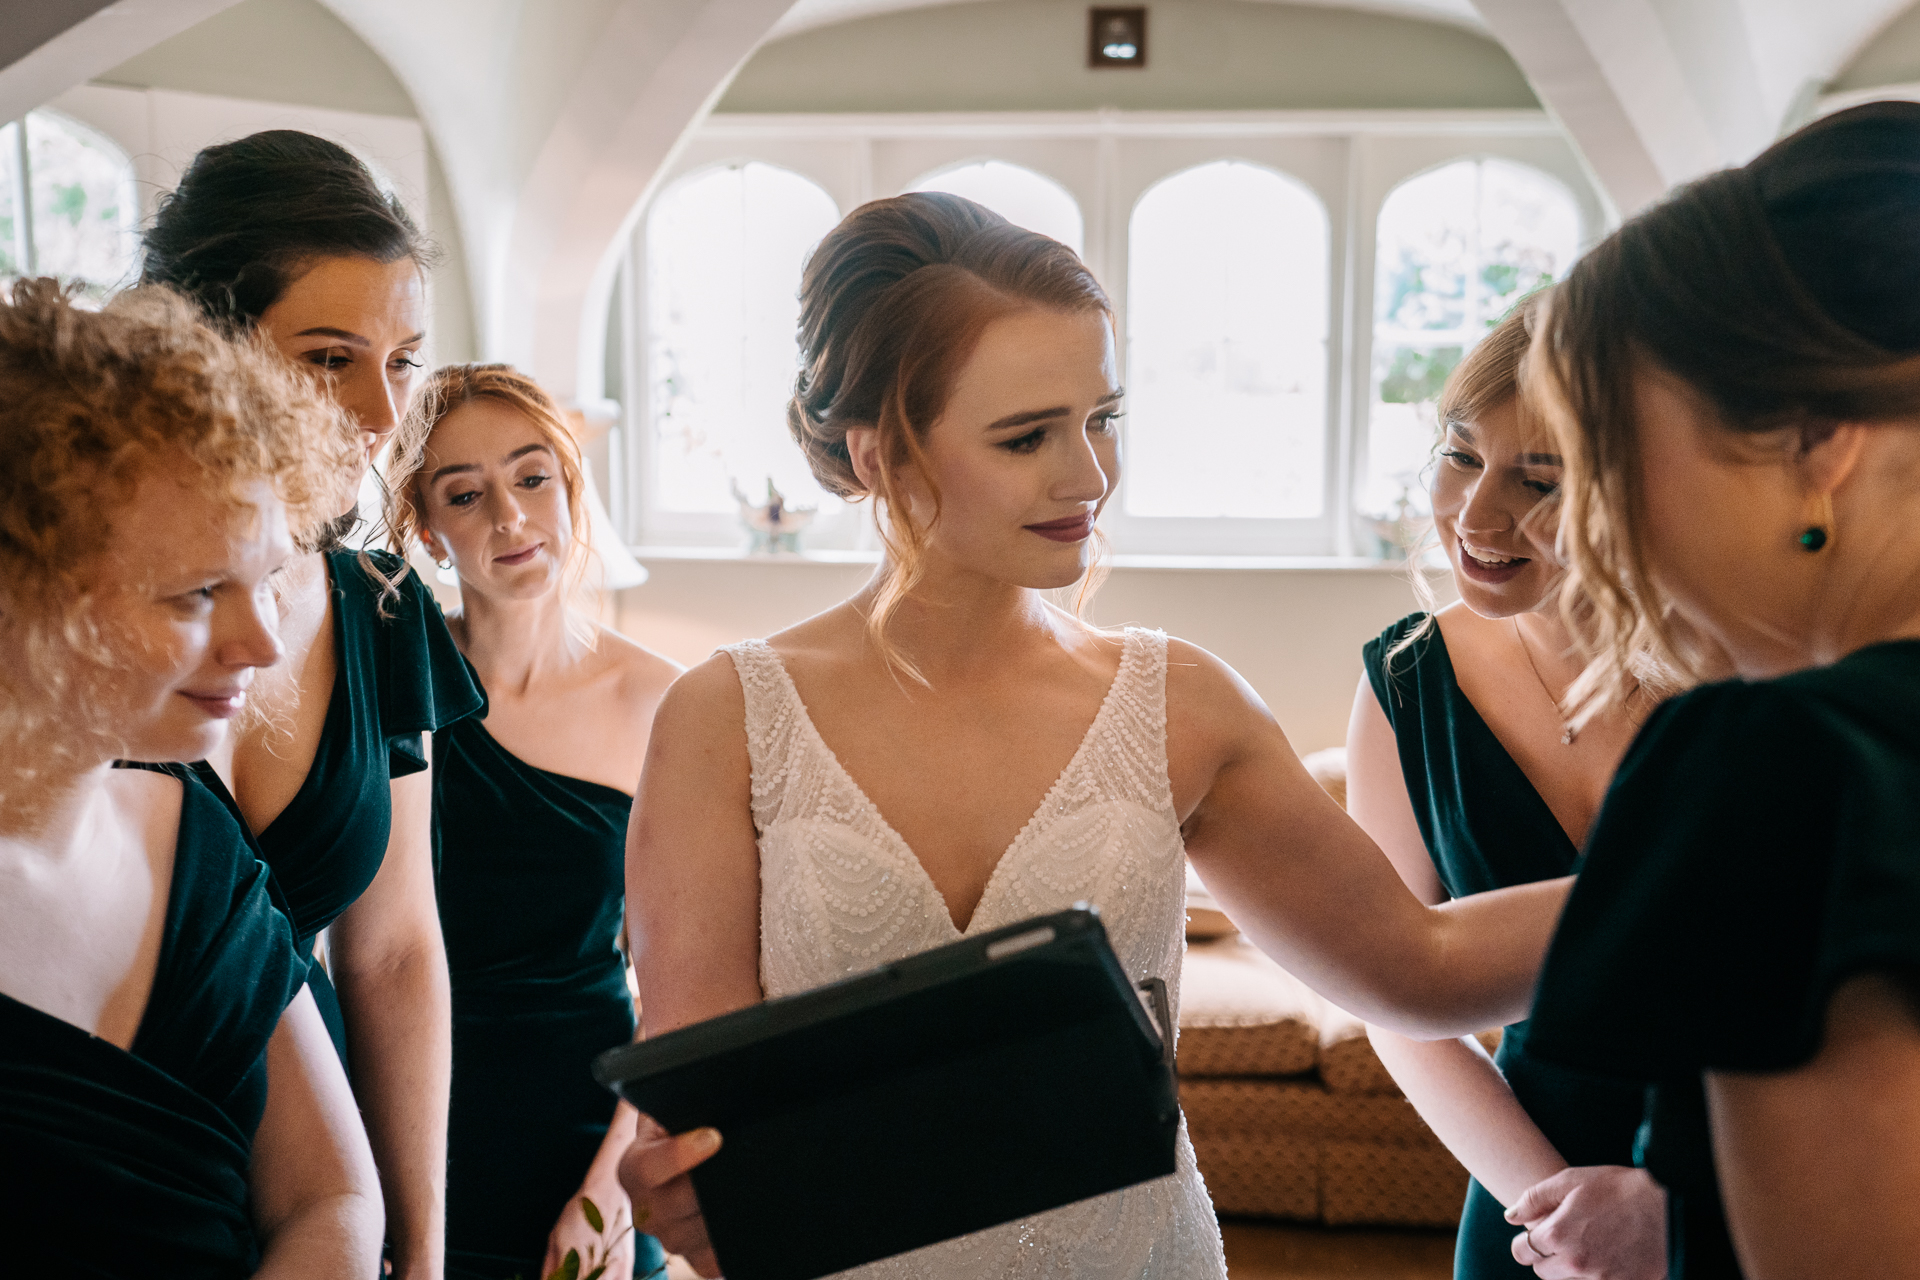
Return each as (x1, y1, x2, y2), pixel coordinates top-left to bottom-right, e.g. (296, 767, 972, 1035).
(1180, 1078, 1437, 1148)
(1317, 1005, 1401, 1096)
(1320, 1141, 1470, 1228)
(1187, 1132, 1319, 1221)
(1176, 938, 1321, 1077)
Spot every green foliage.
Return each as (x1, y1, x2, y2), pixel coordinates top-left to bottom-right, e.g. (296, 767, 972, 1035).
(50, 182, 85, 227)
(582, 1197, 605, 1234)
(542, 1196, 637, 1280)
(1378, 346, 1463, 405)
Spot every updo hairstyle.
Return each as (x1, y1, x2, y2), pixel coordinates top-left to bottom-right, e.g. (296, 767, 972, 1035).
(788, 192, 1110, 675)
(0, 279, 356, 796)
(384, 363, 599, 644)
(1532, 101, 1920, 721)
(141, 129, 435, 331)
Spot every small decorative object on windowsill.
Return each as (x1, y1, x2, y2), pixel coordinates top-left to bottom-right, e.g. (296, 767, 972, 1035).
(1089, 7, 1147, 68)
(733, 477, 817, 555)
(1361, 482, 1433, 562)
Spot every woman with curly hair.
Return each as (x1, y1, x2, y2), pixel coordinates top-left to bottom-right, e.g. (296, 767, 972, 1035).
(0, 280, 381, 1274)
(141, 130, 486, 1279)
(386, 364, 679, 1280)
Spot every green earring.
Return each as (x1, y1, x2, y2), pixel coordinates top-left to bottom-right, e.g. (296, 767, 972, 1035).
(1798, 526, 1828, 552)
(1798, 493, 1834, 553)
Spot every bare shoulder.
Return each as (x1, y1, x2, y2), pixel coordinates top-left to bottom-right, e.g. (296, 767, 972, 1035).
(592, 623, 685, 709)
(1165, 636, 1276, 726)
(650, 649, 747, 740)
(103, 767, 185, 863)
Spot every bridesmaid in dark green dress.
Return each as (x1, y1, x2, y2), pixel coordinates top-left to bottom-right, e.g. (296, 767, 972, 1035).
(388, 364, 681, 1280)
(0, 282, 381, 1273)
(1516, 102, 1920, 1278)
(142, 130, 486, 1276)
(1348, 301, 1667, 1279)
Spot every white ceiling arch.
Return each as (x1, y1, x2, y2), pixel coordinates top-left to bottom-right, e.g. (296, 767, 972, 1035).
(770, 0, 1486, 39)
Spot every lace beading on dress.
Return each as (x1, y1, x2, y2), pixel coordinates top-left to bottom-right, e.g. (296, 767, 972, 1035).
(725, 627, 1227, 1279)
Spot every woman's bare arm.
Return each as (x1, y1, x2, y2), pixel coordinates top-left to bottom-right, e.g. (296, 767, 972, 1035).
(1172, 641, 1569, 1039)
(1346, 675, 1569, 1203)
(251, 989, 385, 1278)
(1709, 971, 1920, 1280)
(328, 760, 450, 1280)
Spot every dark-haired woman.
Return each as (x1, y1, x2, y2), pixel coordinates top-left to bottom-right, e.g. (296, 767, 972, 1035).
(143, 130, 486, 1280)
(1350, 301, 1666, 1280)
(1512, 100, 1920, 1280)
(0, 281, 382, 1276)
(616, 192, 1577, 1279)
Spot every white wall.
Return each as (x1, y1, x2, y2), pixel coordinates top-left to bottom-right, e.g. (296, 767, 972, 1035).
(615, 557, 1445, 754)
(718, 0, 1539, 114)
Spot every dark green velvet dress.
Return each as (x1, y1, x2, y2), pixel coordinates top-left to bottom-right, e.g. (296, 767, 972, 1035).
(434, 716, 665, 1280)
(0, 769, 307, 1276)
(1365, 614, 1647, 1278)
(193, 549, 485, 1062)
(1528, 639, 1920, 1279)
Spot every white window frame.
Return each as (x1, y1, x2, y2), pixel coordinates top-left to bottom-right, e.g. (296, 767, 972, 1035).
(618, 110, 1607, 559)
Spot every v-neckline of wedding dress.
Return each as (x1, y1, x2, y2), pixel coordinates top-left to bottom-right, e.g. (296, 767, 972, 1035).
(746, 635, 1138, 935)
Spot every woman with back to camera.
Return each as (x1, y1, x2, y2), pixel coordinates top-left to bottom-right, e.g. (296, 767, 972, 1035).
(1349, 299, 1668, 1280)
(385, 364, 680, 1280)
(616, 193, 1581, 1278)
(1514, 100, 1920, 1279)
(142, 130, 488, 1279)
(0, 281, 382, 1274)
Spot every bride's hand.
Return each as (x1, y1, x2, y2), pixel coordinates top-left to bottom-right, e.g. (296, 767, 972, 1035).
(617, 1114, 723, 1277)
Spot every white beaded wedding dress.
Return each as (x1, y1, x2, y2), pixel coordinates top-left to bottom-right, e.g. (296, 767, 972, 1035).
(725, 626, 1228, 1280)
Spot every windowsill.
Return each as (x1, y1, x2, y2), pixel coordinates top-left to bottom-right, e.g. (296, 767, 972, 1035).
(627, 545, 1424, 572)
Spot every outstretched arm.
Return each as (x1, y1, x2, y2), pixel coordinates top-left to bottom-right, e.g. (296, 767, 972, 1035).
(1172, 641, 1568, 1039)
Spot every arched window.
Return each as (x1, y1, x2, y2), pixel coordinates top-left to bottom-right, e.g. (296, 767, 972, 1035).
(1363, 157, 1580, 519)
(908, 161, 1083, 255)
(1124, 161, 1330, 520)
(1, 110, 138, 302)
(645, 161, 841, 515)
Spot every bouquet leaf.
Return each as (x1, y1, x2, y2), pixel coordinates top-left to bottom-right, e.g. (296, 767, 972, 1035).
(582, 1196, 605, 1234)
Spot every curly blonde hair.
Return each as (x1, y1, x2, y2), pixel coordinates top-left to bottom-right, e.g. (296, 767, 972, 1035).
(383, 362, 599, 647)
(0, 279, 358, 800)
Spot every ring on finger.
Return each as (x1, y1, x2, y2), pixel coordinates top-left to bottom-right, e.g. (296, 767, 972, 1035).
(1525, 1226, 1556, 1260)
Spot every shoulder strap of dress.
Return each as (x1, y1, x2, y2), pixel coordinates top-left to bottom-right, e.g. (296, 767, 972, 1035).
(720, 640, 802, 830)
(1094, 627, 1174, 814)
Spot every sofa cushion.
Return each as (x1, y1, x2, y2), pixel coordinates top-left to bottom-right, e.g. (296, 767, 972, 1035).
(1177, 938, 1321, 1077)
(1179, 1078, 1437, 1148)
(1320, 1141, 1470, 1228)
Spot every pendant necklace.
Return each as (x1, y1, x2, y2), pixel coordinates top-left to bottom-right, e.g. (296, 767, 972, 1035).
(1514, 617, 1578, 746)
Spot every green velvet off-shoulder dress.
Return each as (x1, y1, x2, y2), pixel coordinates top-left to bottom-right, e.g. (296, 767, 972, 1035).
(1527, 639, 1920, 1279)
(0, 769, 308, 1276)
(1364, 615, 1647, 1279)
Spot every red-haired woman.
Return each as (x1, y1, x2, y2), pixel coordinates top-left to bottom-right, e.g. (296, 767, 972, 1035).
(617, 193, 1576, 1278)
(387, 365, 680, 1280)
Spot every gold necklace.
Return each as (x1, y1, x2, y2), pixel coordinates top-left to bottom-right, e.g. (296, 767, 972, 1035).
(1514, 617, 1578, 746)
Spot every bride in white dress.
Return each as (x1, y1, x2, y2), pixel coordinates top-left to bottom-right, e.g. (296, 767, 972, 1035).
(620, 193, 1569, 1278)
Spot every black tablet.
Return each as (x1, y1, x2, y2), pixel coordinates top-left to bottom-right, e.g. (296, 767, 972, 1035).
(593, 906, 1178, 1280)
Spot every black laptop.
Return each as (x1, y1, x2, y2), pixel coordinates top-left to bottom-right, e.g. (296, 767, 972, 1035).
(592, 906, 1178, 1280)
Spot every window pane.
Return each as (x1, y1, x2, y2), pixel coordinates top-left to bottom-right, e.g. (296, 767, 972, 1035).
(909, 161, 1083, 255)
(1125, 161, 1329, 519)
(27, 110, 138, 301)
(1362, 157, 1579, 520)
(646, 162, 841, 515)
(0, 122, 19, 281)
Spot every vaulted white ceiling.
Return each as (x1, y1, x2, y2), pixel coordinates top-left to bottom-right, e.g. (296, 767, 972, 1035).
(5, 0, 1920, 392)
